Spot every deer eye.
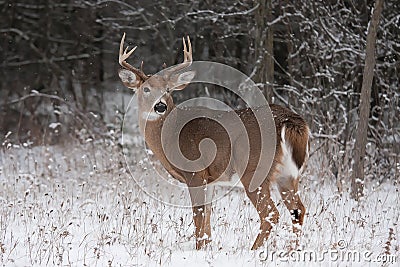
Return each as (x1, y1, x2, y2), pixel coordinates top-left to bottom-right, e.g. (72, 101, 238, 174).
(143, 87, 150, 93)
(154, 101, 167, 114)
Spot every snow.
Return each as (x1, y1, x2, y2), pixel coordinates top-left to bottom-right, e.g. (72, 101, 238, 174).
(0, 139, 399, 266)
(48, 122, 61, 129)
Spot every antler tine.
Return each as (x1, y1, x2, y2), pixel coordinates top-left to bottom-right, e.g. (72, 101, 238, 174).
(182, 37, 187, 62)
(119, 33, 136, 63)
(118, 33, 148, 81)
(181, 36, 193, 64)
(164, 35, 193, 76)
(186, 36, 192, 62)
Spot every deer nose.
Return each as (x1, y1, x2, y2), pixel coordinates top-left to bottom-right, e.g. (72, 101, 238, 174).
(154, 101, 167, 114)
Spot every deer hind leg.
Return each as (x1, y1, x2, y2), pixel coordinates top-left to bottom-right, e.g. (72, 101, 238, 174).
(277, 176, 305, 239)
(188, 185, 212, 250)
(241, 176, 279, 250)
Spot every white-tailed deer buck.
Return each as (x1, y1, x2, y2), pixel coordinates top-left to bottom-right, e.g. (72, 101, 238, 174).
(118, 33, 310, 250)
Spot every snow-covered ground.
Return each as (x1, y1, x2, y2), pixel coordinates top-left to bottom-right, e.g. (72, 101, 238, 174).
(0, 102, 399, 266)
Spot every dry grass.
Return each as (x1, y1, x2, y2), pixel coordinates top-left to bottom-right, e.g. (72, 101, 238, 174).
(0, 137, 399, 266)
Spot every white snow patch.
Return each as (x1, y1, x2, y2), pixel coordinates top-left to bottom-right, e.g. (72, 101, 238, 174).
(49, 122, 61, 129)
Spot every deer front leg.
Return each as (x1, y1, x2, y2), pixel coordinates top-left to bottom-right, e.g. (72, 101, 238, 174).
(188, 185, 212, 249)
(191, 204, 211, 249)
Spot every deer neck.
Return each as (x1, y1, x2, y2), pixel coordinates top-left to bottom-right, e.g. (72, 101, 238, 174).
(143, 120, 162, 154)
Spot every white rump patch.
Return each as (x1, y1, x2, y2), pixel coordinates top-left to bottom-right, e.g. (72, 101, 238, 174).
(277, 126, 299, 179)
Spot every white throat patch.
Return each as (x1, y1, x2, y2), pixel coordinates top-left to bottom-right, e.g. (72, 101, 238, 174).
(142, 111, 162, 121)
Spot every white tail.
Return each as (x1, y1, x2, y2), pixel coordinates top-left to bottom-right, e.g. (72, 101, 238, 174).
(118, 34, 310, 250)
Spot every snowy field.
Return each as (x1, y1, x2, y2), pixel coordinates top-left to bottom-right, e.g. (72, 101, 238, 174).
(0, 98, 399, 267)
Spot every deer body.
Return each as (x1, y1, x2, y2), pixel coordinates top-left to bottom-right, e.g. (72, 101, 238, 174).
(118, 34, 309, 250)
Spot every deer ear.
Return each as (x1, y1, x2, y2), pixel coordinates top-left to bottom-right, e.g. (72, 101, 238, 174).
(171, 71, 196, 91)
(119, 69, 141, 90)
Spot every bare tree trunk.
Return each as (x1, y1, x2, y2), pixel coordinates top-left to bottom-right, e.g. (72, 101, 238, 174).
(254, 0, 274, 103)
(351, 0, 384, 200)
(264, 0, 274, 103)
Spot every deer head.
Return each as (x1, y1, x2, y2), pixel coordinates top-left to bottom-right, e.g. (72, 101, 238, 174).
(118, 33, 196, 126)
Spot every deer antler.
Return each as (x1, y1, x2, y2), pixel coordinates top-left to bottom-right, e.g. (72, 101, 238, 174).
(119, 33, 149, 81)
(165, 36, 193, 76)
